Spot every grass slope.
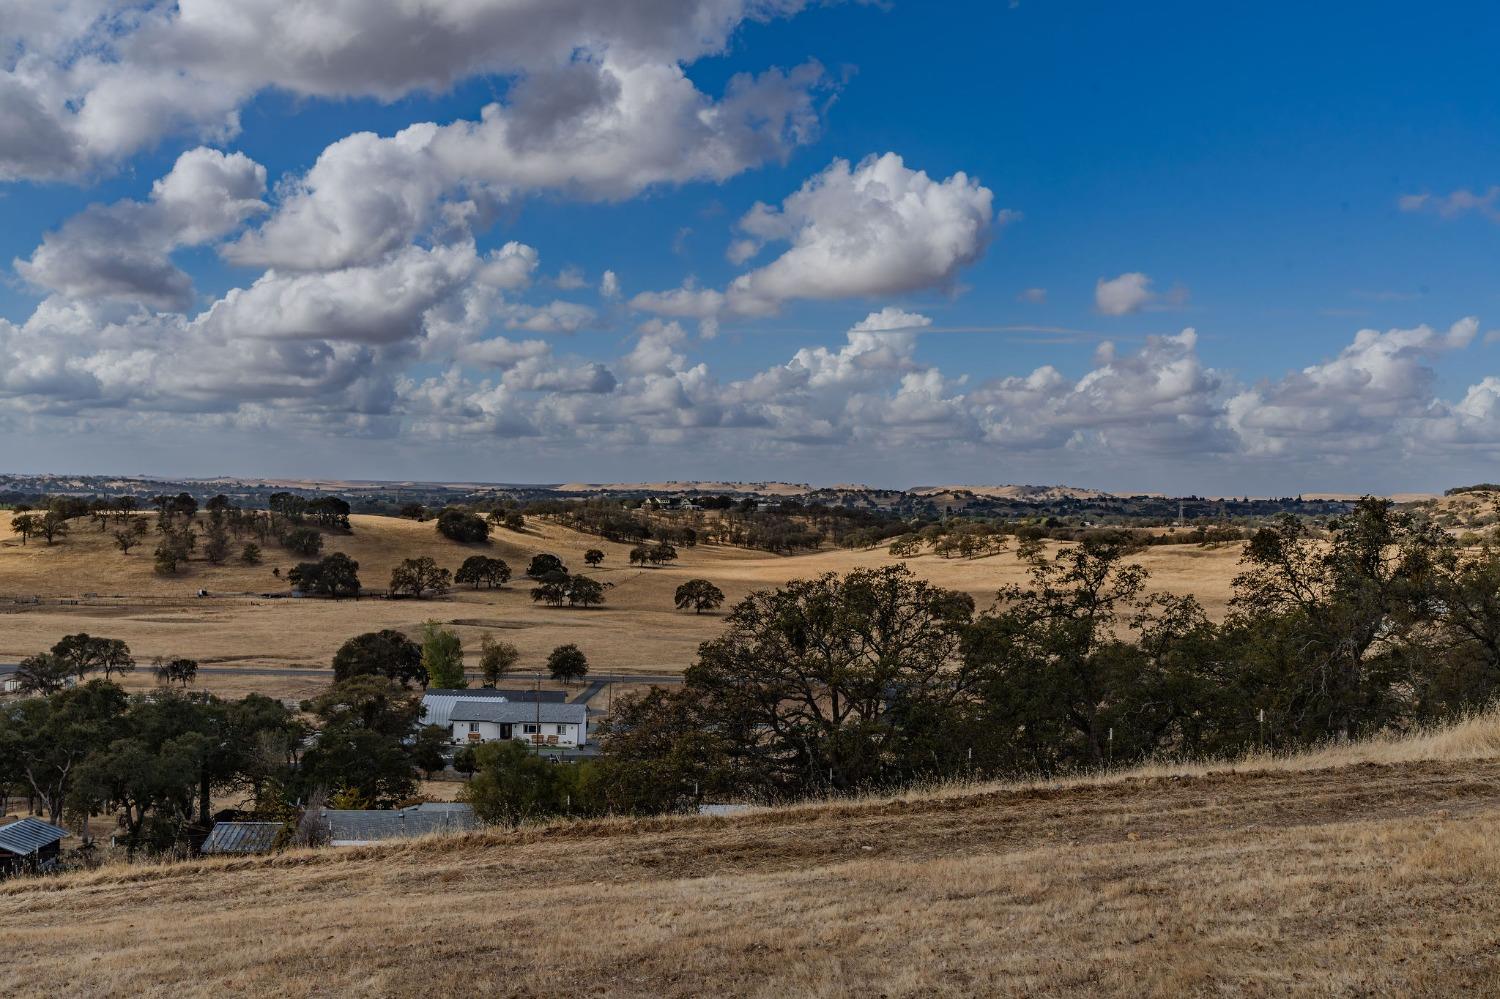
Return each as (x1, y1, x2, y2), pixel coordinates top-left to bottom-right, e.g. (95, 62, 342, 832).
(6, 713, 1500, 996)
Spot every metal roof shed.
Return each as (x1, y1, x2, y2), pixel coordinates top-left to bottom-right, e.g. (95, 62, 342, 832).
(201, 821, 283, 856)
(0, 818, 69, 876)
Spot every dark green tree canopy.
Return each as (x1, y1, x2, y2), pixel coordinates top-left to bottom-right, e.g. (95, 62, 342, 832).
(389, 556, 452, 598)
(332, 629, 427, 688)
(288, 552, 362, 597)
(674, 579, 725, 614)
(527, 553, 566, 577)
(52, 633, 135, 680)
(455, 555, 512, 589)
(547, 643, 590, 683)
(282, 526, 323, 558)
(437, 508, 490, 543)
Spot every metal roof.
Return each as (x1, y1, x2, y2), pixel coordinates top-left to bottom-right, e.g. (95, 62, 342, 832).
(0, 818, 69, 856)
(421, 689, 569, 728)
(448, 700, 588, 725)
(316, 803, 478, 844)
(425, 688, 567, 701)
(201, 821, 282, 855)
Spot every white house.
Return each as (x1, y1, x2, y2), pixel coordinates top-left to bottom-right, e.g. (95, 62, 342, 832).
(449, 700, 589, 748)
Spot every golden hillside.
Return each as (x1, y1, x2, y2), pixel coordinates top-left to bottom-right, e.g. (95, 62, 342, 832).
(6, 712, 1500, 996)
(0, 514, 1247, 698)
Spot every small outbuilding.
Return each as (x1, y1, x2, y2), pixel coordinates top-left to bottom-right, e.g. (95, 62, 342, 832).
(316, 803, 478, 847)
(0, 817, 69, 877)
(200, 820, 283, 856)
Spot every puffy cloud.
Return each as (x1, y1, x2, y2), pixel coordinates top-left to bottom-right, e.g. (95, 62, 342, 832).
(196, 243, 488, 345)
(1226, 318, 1478, 456)
(723, 153, 997, 314)
(620, 320, 692, 376)
(971, 329, 1226, 453)
(223, 58, 828, 272)
(628, 284, 726, 319)
(1094, 272, 1153, 316)
(600, 270, 622, 300)
(850, 307, 933, 333)
(504, 301, 598, 334)
(0, 0, 819, 181)
(783, 308, 931, 389)
(634, 153, 998, 327)
(15, 148, 267, 310)
(457, 337, 552, 369)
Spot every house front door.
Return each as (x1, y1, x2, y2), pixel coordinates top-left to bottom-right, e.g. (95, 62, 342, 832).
(499, 723, 513, 740)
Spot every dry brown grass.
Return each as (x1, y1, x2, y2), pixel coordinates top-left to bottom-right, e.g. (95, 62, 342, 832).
(6, 711, 1500, 997)
(0, 513, 1246, 699)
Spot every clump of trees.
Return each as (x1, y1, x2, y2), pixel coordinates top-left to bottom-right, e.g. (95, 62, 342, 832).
(628, 542, 678, 567)
(15, 633, 136, 693)
(436, 508, 490, 543)
(455, 555, 511, 589)
(0, 681, 304, 857)
(112, 518, 149, 554)
(153, 657, 199, 688)
(531, 574, 608, 608)
(281, 527, 323, 558)
(488, 510, 525, 532)
(288, 552, 361, 598)
(4, 488, 360, 577)
(298, 677, 424, 809)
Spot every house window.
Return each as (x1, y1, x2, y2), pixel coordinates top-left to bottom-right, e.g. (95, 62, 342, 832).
(469, 722, 478, 733)
(523, 724, 539, 734)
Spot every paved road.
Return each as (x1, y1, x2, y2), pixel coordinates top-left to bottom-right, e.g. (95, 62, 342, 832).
(0, 662, 685, 688)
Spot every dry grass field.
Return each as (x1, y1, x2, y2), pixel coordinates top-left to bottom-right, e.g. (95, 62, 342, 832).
(0, 513, 1245, 699)
(6, 711, 1500, 997)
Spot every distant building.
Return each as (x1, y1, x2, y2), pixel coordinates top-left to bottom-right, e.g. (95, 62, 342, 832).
(200, 821, 283, 856)
(0, 817, 69, 877)
(316, 803, 478, 847)
(449, 700, 589, 747)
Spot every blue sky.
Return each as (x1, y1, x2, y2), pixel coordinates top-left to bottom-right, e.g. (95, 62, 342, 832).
(2, 1, 1499, 493)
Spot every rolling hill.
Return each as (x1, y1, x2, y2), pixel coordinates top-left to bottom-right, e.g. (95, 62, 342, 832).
(4, 712, 1500, 996)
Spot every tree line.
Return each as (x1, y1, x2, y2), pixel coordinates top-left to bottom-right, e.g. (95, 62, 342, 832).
(466, 498, 1500, 819)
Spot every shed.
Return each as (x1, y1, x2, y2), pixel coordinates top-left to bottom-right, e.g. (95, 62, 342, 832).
(316, 803, 478, 846)
(0, 818, 69, 877)
(201, 820, 283, 856)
